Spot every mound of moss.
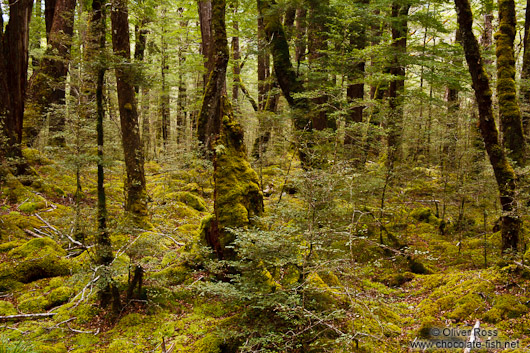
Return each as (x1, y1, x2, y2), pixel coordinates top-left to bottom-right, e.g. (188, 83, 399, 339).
(8, 238, 70, 283)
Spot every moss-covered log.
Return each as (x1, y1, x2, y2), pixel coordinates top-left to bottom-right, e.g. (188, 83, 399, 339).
(495, 0, 526, 166)
(455, 0, 521, 251)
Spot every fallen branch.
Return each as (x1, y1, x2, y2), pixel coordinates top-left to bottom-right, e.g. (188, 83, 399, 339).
(463, 320, 480, 353)
(0, 313, 56, 322)
(24, 229, 43, 238)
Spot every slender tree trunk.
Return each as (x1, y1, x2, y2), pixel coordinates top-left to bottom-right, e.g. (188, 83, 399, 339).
(496, 0, 526, 166)
(454, 0, 521, 252)
(232, 2, 240, 106)
(198, 0, 213, 88)
(45, 0, 57, 39)
(0, 0, 33, 176)
(89, 0, 112, 266)
(110, 0, 148, 219)
(160, 11, 170, 147)
(521, 0, 530, 136)
(294, 8, 307, 73)
(387, 2, 410, 163)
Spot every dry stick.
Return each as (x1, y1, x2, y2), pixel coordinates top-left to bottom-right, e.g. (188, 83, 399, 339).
(0, 313, 56, 322)
(24, 229, 43, 238)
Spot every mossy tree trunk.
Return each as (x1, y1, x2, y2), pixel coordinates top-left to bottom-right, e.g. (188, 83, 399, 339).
(199, 0, 264, 260)
(495, 0, 526, 166)
(455, 0, 521, 252)
(0, 0, 33, 177)
(520, 0, 530, 137)
(23, 0, 76, 147)
(197, 0, 229, 152)
(110, 0, 148, 220)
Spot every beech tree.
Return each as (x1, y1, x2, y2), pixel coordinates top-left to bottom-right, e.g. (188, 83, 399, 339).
(23, 0, 77, 146)
(110, 0, 148, 220)
(454, 0, 521, 251)
(0, 0, 33, 176)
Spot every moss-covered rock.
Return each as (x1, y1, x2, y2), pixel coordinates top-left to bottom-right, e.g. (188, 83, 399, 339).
(9, 238, 70, 283)
(47, 286, 74, 307)
(18, 201, 47, 213)
(18, 295, 49, 313)
(0, 300, 17, 315)
(167, 191, 207, 212)
(410, 207, 439, 225)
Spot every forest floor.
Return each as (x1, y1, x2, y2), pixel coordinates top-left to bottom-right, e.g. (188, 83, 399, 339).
(1, 148, 530, 352)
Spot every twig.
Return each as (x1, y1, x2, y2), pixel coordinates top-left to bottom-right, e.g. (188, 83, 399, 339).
(24, 229, 43, 238)
(463, 320, 480, 353)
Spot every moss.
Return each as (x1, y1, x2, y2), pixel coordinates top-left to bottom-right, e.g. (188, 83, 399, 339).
(484, 294, 528, 323)
(0, 300, 17, 315)
(418, 316, 437, 338)
(18, 295, 49, 313)
(150, 265, 191, 285)
(184, 182, 201, 192)
(47, 286, 74, 307)
(205, 98, 264, 258)
(18, 201, 47, 213)
(410, 207, 439, 225)
(9, 238, 70, 283)
(0, 240, 23, 252)
(167, 191, 208, 212)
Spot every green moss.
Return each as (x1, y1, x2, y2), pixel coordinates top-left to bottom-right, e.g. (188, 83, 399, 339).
(18, 201, 46, 213)
(47, 287, 73, 307)
(204, 98, 264, 258)
(168, 191, 208, 212)
(484, 294, 528, 323)
(0, 300, 17, 315)
(9, 238, 70, 283)
(410, 207, 439, 225)
(0, 241, 23, 253)
(18, 295, 49, 313)
(418, 316, 437, 338)
(150, 265, 191, 285)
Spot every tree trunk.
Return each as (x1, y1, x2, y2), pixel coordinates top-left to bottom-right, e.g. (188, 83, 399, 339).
(496, 0, 526, 166)
(197, 0, 229, 151)
(521, 0, 530, 136)
(160, 11, 170, 148)
(198, 0, 213, 88)
(387, 2, 410, 163)
(0, 0, 33, 176)
(199, 0, 264, 260)
(232, 2, 240, 106)
(110, 0, 148, 220)
(23, 0, 77, 147)
(454, 0, 521, 252)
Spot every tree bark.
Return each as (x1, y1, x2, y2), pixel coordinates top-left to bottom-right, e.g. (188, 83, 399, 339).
(387, 2, 410, 163)
(521, 0, 530, 136)
(198, 0, 213, 88)
(232, 2, 240, 106)
(160, 9, 171, 147)
(496, 0, 526, 166)
(0, 0, 33, 176)
(23, 0, 77, 147)
(110, 0, 148, 220)
(197, 0, 229, 151)
(454, 0, 521, 252)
